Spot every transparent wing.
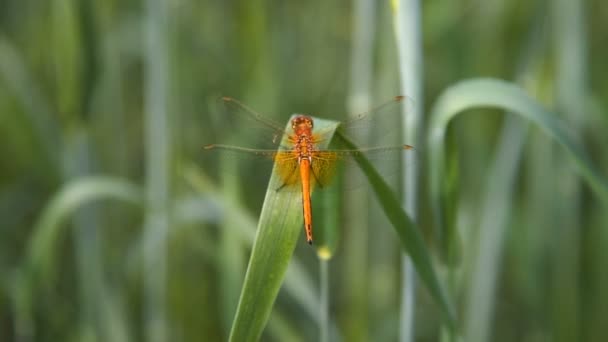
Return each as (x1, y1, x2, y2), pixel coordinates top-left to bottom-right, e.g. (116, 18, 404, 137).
(202, 96, 418, 194)
(205, 96, 293, 151)
(313, 95, 414, 147)
(313, 96, 418, 190)
(310, 152, 340, 189)
(273, 151, 301, 190)
(202, 144, 305, 192)
(309, 144, 418, 191)
(202, 97, 296, 194)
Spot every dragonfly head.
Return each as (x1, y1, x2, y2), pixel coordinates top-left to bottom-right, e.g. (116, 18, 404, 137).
(291, 115, 314, 133)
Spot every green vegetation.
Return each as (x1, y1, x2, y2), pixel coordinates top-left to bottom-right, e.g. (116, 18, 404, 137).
(1, 0, 607, 341)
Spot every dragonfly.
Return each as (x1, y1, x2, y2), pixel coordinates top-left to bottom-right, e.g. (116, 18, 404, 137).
(203, 96, 414, 245)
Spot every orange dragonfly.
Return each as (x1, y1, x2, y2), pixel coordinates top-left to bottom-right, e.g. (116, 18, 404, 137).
(203, 96, 414, 245)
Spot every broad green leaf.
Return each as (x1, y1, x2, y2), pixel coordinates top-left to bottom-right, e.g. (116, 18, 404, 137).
(181, 165, 323, 323)
(230, 115, 456, 341)
(428, 78, 608, 260)
(336, 133, 456, 329)
(228, 116, 340, 342)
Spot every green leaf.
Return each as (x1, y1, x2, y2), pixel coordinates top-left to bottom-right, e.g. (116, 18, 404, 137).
(228, 116, 340, 342)
(336, 133, 456, 329)
(181, 165, 324, 322)
(314, 171, 342, 260)
(230, 114, 457, 340)
(428, 78, 608, 259)
(26, 176, 143, 282)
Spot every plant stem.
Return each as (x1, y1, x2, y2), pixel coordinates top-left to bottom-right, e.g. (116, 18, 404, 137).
(464, 13, 547, 342)
(143, 0, 171, 341)
(319, 259, 330, 342)
(345, 0, 376, 340)
(392, 1, 423, 341)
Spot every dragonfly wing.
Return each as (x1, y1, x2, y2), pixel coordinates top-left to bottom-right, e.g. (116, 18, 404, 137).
(310, 152, 340, 189)
(273, 151, 301, 190)
(202, 145, 305, 193)
(207, 96, 292, 150)
(318, 145, 418, 191)
(311, 96, 411, 148)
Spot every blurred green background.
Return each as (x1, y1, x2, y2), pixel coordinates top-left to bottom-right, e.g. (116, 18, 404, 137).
(1, 0, 607, 341)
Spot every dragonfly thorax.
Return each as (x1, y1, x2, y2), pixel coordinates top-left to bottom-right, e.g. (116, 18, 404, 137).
(291, 115, 315, 164)
(294, 134, 314, 164)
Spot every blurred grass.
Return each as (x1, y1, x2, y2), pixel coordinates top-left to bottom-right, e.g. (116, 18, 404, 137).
(1, 1, 608, 341)
(391, 0, 424, 341)
(343, 0, 375, 340)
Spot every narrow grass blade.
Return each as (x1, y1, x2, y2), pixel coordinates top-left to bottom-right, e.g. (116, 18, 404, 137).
(336, 133, 457, 329)
(345, 0, 376, 338)
(219, 156, 246, 336)
(19, 176, 141, 341)
(315, 175, 341, 259)
(0, 36, 60, 175)
(319, 259, 330, 342)
(228, 117, 340, 342)
(26, 177, 142, 282)
(181, 165, 324, 323)
(464, 116, 527, 342)
(391, 0, 425, 341)
(428, 78, 608, 260)
(142, 0, 171, 340)
(551, 1, 587, 339)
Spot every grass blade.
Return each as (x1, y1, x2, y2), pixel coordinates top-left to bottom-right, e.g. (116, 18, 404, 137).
(11, 177, 141, 340)
(428, 78, 608, 258)
(181, 165, 325, 323)
(391, 0, 424, 340)
(336, 133, 456, 329)
(142, 0, 171, 340)
(26, 177, 142, 282)
(345, 0, 376, 338)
